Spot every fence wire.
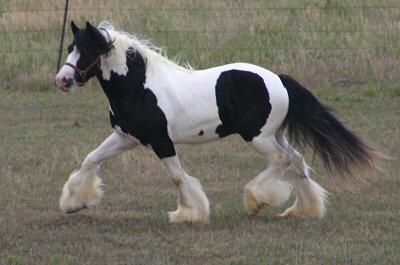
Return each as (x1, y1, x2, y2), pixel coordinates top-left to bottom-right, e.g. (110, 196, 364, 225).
(0, 2, 399, 86)
(1, 5, 399, 51)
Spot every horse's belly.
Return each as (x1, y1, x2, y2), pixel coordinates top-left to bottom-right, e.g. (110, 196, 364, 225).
(171, 119, 222, 144)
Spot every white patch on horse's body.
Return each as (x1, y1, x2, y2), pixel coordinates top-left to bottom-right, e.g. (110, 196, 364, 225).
(99, 32, 129, 80)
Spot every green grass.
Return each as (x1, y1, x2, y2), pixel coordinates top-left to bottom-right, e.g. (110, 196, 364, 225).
(1, 0, 400, 264)
(0, 84, 399, 265)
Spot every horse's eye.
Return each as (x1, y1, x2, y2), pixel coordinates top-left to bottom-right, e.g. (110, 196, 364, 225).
(67, 44, 74, 54)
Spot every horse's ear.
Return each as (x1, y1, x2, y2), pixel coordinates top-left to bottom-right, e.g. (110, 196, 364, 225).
(71, 20, 79, 36)
(85, 22, 95, 33)
(85, 21, 98, 38)
(85, 21, 111, 54)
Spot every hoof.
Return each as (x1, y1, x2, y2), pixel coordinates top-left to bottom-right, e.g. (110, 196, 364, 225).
(65, 204, 87, 214)
(168, 205, 208, 224)
(278, 198, 326, 218)
(59, 170, 104, 214)
(278, 206, 299, 218)
(244, 187, 265, 215)
(244, 179, 292, 215)
(169, 174, 210, 224)
(278, 179, 328, 218)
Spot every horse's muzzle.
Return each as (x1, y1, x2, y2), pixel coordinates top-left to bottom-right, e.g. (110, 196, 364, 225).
(56, 77, 74, 92)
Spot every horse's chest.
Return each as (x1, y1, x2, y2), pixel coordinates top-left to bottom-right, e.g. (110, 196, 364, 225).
(108, 91, 169, 146)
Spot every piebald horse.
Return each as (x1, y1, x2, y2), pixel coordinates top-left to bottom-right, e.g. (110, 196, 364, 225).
(55, 21, 378, 223)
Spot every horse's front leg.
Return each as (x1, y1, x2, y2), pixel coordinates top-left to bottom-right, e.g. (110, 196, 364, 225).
(162, 155, 210, 223)
(59, 131, 138, 213)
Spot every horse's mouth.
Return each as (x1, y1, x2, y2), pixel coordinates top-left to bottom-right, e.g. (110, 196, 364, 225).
(59, 86, 69, 92)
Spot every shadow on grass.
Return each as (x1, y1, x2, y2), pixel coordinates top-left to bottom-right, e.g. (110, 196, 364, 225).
(26, 206, 319, 233)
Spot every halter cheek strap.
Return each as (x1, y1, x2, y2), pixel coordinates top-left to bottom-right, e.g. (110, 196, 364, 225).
(65, 57, 100, 83)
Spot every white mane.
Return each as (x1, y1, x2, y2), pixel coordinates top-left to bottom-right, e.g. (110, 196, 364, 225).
(98, 21, 192, 80)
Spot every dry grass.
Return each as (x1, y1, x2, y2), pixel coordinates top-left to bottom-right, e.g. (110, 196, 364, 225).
(0, 0, 399, 89)
(1, 0, 400, 264)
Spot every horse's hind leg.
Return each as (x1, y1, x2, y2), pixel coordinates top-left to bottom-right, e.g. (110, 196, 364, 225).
(244, 136, 293, 215)
(59, 132, 137, 214)
(275, 130, 328, 218)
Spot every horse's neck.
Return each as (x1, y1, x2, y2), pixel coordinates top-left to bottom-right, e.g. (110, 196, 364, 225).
(96, 51, 144, 100)
(97, 51, 185, 101)
(145, 59, 188, 91)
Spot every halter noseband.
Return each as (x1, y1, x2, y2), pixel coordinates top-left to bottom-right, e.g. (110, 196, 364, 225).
(64, 28, 111, 83)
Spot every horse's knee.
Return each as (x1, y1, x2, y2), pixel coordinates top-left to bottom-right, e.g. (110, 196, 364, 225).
(171, 175, 184, 187)
(284, 154, 308, 178)
(282, 153, 292, 168)
(81, 153, 97, 169)
(168, 169, 185, 187)
(272, 151, 292, 170)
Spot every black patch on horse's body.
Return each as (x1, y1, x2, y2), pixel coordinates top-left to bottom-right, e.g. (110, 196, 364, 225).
(215, 70, 271, 141)
(98, 50, 176, 158)
(198, 130, 204, 136)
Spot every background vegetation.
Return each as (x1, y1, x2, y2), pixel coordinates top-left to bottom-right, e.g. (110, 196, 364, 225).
(0, 0, 399, 89)
(0, 0, 399, 264)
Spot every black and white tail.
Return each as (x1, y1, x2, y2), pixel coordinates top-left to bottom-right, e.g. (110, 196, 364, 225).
(279, 74, 380, 179)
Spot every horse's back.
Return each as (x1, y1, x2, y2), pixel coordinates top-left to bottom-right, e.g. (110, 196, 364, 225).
(162, 62, 288, 143)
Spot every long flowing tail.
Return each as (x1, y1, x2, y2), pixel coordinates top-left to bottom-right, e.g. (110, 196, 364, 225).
(278, 74, 381, 178)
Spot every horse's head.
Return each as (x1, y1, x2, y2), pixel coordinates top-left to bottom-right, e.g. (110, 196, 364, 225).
(55, 21, 113, 92)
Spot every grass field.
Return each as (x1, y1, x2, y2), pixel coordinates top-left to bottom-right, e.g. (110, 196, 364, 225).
(1, 0, 400, 264)
(1, 0, 400, 89)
